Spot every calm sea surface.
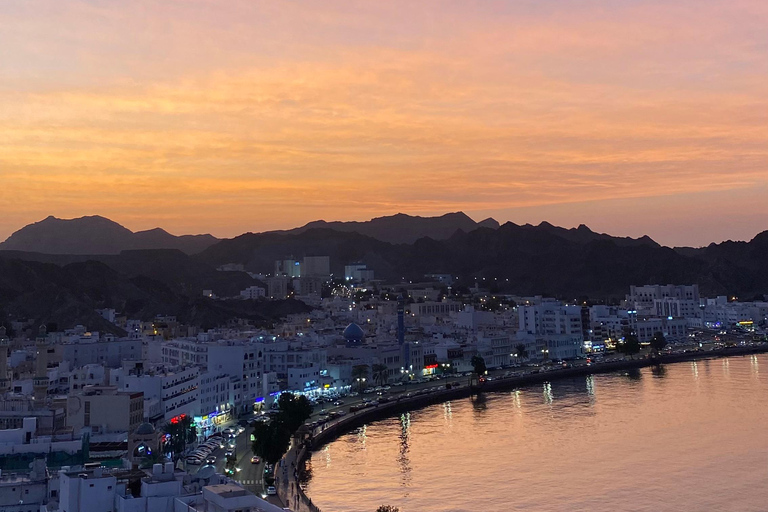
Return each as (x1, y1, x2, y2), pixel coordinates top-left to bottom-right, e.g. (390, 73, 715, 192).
(305, 355, 768, 512)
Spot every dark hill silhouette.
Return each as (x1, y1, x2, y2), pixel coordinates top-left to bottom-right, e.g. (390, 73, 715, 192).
(0, 215, 218, 255)
(196, 222, 768, 298)
(279, 211, 498, 244)
(4, 213, 768, 307)
(0, 253, 309, 334)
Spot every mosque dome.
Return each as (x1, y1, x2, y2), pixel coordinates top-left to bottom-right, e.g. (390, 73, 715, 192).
(343, 323, 365, 341)
(135, 422, 155, 435)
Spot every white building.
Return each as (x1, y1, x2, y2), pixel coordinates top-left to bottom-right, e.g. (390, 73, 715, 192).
(55, 336, 143, 368)
(410, 301, 463, 317)
(518, 301, 584, 360)
(628, 284, 700, 313)
(344, 263, 374, 282)
(162, 338, 209, 368)
(302, 256, 330, 278)
(207, 343, 265, 414)
(66, 385, 144, 434)
(196, 372, 233, 436)
(111, 365, 200, 422)
(636, 317, 688, 343)
(239, 286, 266, 300)
(275, 258, 301, 278)
(653, 298, 700, 319)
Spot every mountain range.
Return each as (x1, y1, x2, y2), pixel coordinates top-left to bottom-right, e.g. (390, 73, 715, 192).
(2, 212, 767, 332)
(0, 215, 218, 255)
(280, 212, 500, 244)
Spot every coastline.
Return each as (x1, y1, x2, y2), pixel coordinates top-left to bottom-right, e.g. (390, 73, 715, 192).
(278, 344, 768, 512)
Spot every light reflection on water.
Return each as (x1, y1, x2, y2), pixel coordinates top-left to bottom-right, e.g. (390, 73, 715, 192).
(306, 355, 768, 512)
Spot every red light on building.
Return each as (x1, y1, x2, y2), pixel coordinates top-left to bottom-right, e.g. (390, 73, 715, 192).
(425, 364, 438, 370)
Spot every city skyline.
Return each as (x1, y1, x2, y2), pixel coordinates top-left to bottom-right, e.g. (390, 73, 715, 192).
(3, 0, 768, 246)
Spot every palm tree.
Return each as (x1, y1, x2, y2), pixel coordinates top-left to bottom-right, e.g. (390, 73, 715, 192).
(372, 364, 389, 386)
(649, 331, 667, 356)
(514, 343, 528, 362)
(163, 415, 197, 460)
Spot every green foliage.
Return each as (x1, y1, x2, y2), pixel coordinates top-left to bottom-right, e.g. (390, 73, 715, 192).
(371, 364, 389, 386)
(162, 415, 196, 458)
(649, 332, 667, 354)
(251, 392, 313, 465)
(277, 393, 313, 432)
(617, 334, 641, 358)
(514, 343, 528, 360)
(471, 355, 487, 376)
(251, 420, 292, 465)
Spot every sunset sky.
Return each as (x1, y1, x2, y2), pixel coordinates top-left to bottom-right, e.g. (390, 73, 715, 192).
(2, 0, 767, 247)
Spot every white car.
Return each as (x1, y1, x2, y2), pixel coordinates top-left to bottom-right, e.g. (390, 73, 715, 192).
(267, 486, 277, 495)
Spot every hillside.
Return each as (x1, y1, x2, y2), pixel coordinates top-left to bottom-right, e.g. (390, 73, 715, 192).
(0, 254, 310, 334)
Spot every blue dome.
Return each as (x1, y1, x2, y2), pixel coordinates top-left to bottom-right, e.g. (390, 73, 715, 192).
(343, 323, 365, 341)
(135, 422, 155, 435)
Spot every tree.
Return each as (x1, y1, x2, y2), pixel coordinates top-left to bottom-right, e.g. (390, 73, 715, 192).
(276, 392, 313, 432)
(616, 334, 641, 359)
(251, 392, 313, 465)
(352, 364, 369, 391)
(371, 364, 389, 386)
(649, 331, 667, 355)
(471, 355, 487, 376)
(376, 506, 400, 512)
(514, 343, 528, 361)
(163, 414, 196, 459)
(251, 420, 292, 466)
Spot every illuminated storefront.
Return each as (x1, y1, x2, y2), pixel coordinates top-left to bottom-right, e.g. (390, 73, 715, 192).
(194, 406, 232, 436)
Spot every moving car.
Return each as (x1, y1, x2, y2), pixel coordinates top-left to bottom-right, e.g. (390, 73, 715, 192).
(251, 455, 260, 464)
(267, 486, 277, 495)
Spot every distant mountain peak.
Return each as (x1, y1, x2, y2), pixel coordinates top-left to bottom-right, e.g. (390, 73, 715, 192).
(0, 215, 218, 255)
(477, 217, 500, 229)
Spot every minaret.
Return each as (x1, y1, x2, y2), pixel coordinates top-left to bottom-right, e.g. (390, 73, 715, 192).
(33, 325, 50, 403)
(0, 326, 10, 393)
(397, 295, 405, 346)
(397, 295, 410, 370)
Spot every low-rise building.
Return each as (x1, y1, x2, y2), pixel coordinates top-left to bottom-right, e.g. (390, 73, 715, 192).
(67, 386, 144, 434)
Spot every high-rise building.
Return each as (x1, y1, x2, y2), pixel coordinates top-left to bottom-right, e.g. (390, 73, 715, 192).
(302, 256, 330, 278)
